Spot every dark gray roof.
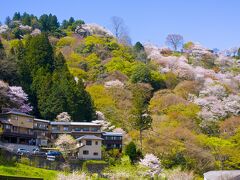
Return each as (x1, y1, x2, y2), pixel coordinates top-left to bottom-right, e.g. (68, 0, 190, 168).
(0, 118, 12, 124)
(102, 132, 123, 136)
(204, 170, 240, 180)
(76, 135, 103, 141)
(2, 111, 33, 117)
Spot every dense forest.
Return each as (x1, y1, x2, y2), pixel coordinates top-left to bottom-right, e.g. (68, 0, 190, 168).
(1, 12, 240, 178)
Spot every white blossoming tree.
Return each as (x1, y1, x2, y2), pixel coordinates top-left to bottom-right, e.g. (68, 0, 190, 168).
(139, 154, 162, 177)
(190, 80, 240, 130)
(56, 112, 71, 122)
(0, 81, 32, 113)
(8, 86, 32, 113)
(55, 134, 77, 157)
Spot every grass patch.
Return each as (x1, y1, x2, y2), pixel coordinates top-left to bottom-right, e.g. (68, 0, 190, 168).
(0, 163, 58, 180)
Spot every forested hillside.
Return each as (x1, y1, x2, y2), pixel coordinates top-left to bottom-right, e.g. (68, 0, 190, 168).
(1, 12, 240, 177)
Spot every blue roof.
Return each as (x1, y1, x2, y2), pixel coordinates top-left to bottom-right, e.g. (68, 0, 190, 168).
(102, 132, 123, 136)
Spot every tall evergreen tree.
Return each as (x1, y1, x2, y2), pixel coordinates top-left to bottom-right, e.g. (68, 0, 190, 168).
(25, 33, 54, 74)
(0, 39, 18, 84)
(131, 84, 152, 151)
(0, 39, 5, 59)
(5, 16, 11, 26)
(13, 12, 21, 21)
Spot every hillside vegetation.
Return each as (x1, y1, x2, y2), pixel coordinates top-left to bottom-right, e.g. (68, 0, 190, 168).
(1, 12, 240, 178)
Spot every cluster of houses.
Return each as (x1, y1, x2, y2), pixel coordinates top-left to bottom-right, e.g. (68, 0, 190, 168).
(0, 110, 123, 160)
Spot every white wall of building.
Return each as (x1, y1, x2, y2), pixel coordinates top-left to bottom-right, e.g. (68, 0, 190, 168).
(78, 139, 102, 160)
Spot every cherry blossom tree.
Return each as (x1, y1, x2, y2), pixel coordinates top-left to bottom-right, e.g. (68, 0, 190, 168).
(56, 112, 71, 122)
(0, 81, 32, 113)
(190, 80, 240, 126)
(166, 34, 184, 51)
(55, 134, 77, 153)
(139, 154, 162, 177)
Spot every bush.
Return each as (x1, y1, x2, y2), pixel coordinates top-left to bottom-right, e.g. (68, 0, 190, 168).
(19, 157, 31, 166)
(125, 141, 137, 163)
(57, 36, 75, 47)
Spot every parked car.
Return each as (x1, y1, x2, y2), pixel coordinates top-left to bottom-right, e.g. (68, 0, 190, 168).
(17, 148, 29, 155)
(31, 148, 46, 156)
(46, 151, 63, 161)
(32, 148, 39, 153)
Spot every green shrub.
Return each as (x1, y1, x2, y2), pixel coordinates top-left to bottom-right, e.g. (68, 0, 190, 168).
(125, 141, 137, 163)
(57, 36, 75, 47)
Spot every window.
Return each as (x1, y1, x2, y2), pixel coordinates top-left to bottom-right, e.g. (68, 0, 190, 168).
(52, 126, 58, 131)
(93, 152, 98, 156)
(83, 150, 89, 155)
(63, 126, 69, 131)
(92, 127, 99, 132)
(95, 141, 98, 145)
(74, 128, 81, 131)
(106, 136, 113, 140)
(83, 127, 89, 132)
(39, 124, 46, 129)
(5, 125, 11, 129)
(86, 140, 92, 146)
(114, 136, 122, 140)
(27, 119, 32, 122)
(13, 126, 18, 132)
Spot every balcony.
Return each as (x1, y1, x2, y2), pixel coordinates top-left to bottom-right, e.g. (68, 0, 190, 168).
(2, 130, 37, 138)
(51, 130, 71, 134)
(33, 125, 48, 130)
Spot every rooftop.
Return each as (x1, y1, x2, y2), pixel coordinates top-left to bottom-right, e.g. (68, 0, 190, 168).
(102, 132, 123, 136)
(76, 135, 103, 141)
(204, 170, 240, 180)
(0, 118, 11, 124)
(34, 118, 50, 123)
(1, 111, 34, 118)
(50, 121, 101, 126)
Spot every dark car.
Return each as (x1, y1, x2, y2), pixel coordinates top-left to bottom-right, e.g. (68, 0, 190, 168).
(46, 151, 63, 161)
(46, 151, 62, 156)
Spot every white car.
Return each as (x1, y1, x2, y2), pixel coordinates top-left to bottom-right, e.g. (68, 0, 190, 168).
(17, 148, 29, 155)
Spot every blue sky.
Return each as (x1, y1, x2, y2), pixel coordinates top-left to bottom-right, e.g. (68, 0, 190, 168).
(1, 0, 240, 50)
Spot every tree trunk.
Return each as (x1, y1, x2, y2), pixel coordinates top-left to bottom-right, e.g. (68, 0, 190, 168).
(140, 129, 142, 151)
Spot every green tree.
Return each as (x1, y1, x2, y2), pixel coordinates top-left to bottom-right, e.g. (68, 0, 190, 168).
(39, 14, 49, 32)
(48, 14, 59, 31)
(125, 141, 137, 163)
(131, 84, 152, 151)
(0, 40, 18, 84)
(22, 12, 31, 26)
(5, 16, 11, 26)
(13, 12, 21, 21)
(21, 34, 54, 116)
(0, 39, 5, 58)
(25, 33, 54, 73)
(68, 17, 75, 25)
(134, 42, 144, 52)
(131, 64, 151, 84)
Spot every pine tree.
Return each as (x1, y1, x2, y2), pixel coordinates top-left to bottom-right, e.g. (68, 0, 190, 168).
(0, 39, 18, 84)
(12, 12, 21, 21)
(131, 84, 152, 151)
(25, 33, 54, 74)
(0, 39, 5, 59)
(73, 80, 96, 121)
